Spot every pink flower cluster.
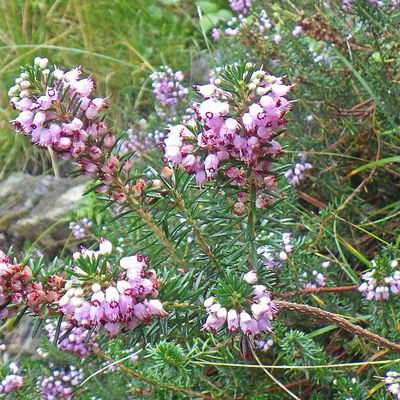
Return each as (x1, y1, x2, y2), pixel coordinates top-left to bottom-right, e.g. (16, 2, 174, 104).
(0, 250, 63, 319)
(45, 320, 98, 357)
(302, 269, 326, 289)
(225, 9, 272, 37)
(69, 217, 93, 240)
(39, 366, 83, 400)
(292, 25, 303, 38)
(202, 272, 277, 337)
(300, 260, 330, 289)
(59, 240, 167, 337)
(258, 232, 295, 268)
(278, 232, 294, 261)
(150, 66, 188, 120)
(228, 0, 252, 15)
(120, 124, 164, 158)
(211, 28, 221, 42)
(9, 57, 119, 180)
(0, 369, 24, 395)
(284, 154, 312, 187)
(358, 260, 400, 301)
(224, 17, 241, 37)
(256, 338, 274, 352)
(163, 65, 292, 209)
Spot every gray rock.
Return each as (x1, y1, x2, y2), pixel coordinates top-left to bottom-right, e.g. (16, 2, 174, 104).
(0, 173, 88, 252)
(190, 50, 224, 84)
(1, 317, 39, 362)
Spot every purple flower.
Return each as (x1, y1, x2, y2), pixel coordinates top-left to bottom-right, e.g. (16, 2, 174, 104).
(204, 154, 219, 178)
(229, 0, 252, 15)
(243, 270, 258, 284)
(69, 217, 92, 239)
(9, 58, 117, 180)
(0, 374, 24, 394)
(358, 259, 400, 301)
(58, 240, 167, 337)
(163, 64, 293, 209)
(384, 371, 400, 399)
(45, 321, 97, 357)
(150, 66, 189, 121)
(39, 367, 83, 400)
(285, 154, 312, 187)
(227, 309, 239, 332)
(292, 25, 303, 37)
(202, 274, 277, 338)
(211, 28, 221, 42)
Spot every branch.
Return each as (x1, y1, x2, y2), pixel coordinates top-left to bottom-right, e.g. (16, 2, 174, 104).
(113, 177, 188, 271)
(247, 181, 258, 269)
(134, 205, 188, 272)
(275, 300, 400, 353)
(296, 190, 327, 210)
(172, 188, 219, 269)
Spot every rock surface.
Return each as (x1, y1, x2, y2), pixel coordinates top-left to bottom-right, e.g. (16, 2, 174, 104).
(1, 317, 39, 361)
(0, 173, 88, 252)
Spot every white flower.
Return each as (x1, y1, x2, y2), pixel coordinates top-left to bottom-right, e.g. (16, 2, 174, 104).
(99, 238, 113, 255)
(321, 260, 330, 268)
(92, 283, 101, 293)
(19, 80, 30, 90)
(8, 85, 20, 97)
(243, 270, 258, 284)
(203, 297, 215, 308)
(120, 256, 144, 270)
(39, 57, 49, 69)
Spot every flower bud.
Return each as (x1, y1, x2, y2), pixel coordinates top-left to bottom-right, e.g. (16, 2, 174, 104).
(19, 80, 30, 90)
(39, 58, 49, 69)
(161, 167, 173, 179)
(103, 133, 116, 148)
(244, 270, 258, 284)
(8, 85, 20, 96)
(203, 296, 215, 309)
(92, 283, 101, 293)
(99, 238, 112, 255)
(233, 201, 246, 215)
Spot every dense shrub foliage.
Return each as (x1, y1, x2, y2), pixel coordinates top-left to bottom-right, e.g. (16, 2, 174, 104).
(0, 0, 400, 399)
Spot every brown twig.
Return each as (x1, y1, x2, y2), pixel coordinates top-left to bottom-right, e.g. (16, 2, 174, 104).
(355, 349, 389, 375)
(274, 285, 358, 299)
(276, 300, 400, 354)
(296, 190, 327, 209)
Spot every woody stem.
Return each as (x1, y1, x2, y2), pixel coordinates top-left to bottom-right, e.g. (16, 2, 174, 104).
(275, 300, 400, 353)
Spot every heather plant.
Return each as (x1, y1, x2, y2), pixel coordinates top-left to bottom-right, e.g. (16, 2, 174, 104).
(0, 1, 400, 399)
(149, 66, 189, 121)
